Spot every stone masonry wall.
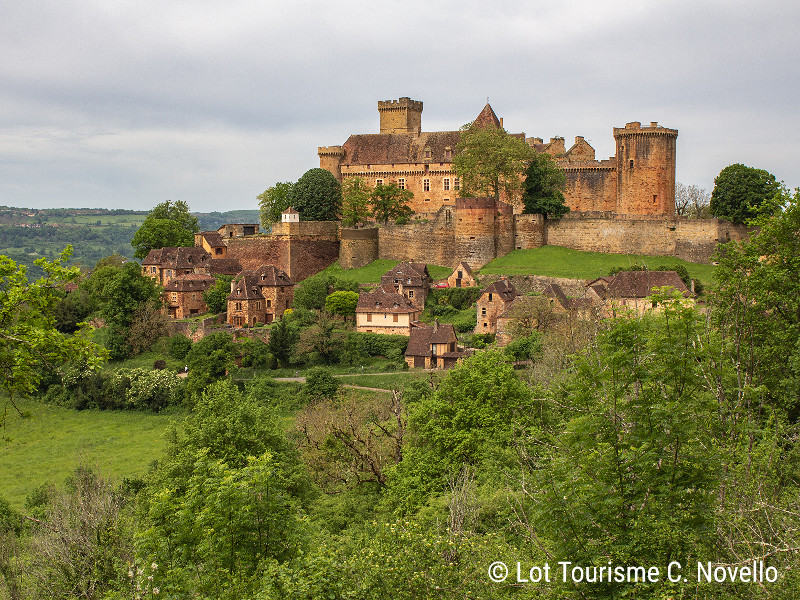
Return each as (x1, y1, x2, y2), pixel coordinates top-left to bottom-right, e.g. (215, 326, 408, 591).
(340, 227, 379, 269)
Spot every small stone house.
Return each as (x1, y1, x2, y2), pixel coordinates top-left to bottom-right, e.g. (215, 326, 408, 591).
(475, 277, 519, 334)
(227, 265, 294, 327)
(141, 246, 212, 286)
(163, 273, 216, 319)
(217, 223, 259, 238)
(446, 261, 477, 288)
(404, 321, 467, 369)
(356, 285, 421, 335)
(194, 231, 228, 257)
(586, 270, 692, 316)
(381, 262, 432, 310)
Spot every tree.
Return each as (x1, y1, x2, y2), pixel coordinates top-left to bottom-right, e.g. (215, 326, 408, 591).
(0, 249, 105, 426)
(521, 151, 568, 217)
(258, 182, 294, 228)
(370, 182, 413, 225)
(267, 317, 298, 368)
(288, 168, 341, 221)
(340, 177, 373, 227)
(202, 274, 234, 314)
(710, 163, 781, 224)
(452, 123, 535, 205)
(131, 200, 199, 259)
(675, 182, 710, 217)
(324, 290, 359, 321)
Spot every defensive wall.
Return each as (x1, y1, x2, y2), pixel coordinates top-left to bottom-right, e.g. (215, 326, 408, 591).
(226, 221, 339, 281)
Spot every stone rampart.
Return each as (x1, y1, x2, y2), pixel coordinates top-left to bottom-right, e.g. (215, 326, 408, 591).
(340, 227, 379, 269)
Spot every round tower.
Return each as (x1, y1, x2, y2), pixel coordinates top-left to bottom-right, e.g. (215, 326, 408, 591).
(318, 146, 345, 181)
(613, 122, 678, 216)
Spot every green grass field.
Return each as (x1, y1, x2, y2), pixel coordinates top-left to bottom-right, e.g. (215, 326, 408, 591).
(478, 246, 717, 285)
(0, 398, 175, 508)
(337, 371, 430, 390)
(317, 260, 452, 284)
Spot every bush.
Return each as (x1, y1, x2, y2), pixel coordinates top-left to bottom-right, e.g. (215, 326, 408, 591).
(169, 334, 193, 359)
(303, 366, 341, 401)
(452, 311, 478, 333)
(426, 287, 482, 311)
(504, 332, 542, 361)
(153, 359, 167, 370)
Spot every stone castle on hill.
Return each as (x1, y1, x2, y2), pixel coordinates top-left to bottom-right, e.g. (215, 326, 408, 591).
(319, 97, 677, 216)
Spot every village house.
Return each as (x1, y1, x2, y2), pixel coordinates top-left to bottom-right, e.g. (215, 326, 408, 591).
(355, 285, 420, 335)
(141, 246, 213, 286)
(404, 321, 467, 369)
(217, 223, 260, 238)
(380, 262, 432, 310)
(194, 231, 228, 257)
(445, 261, 478, 288)
(163, 273, 216, 319)
(227, 265, 294, 327)
(475, 277, 519, 335)
(586, 270, 693, 316)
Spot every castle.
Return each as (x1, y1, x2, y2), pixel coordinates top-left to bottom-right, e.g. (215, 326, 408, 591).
(319, 97, 678, 216)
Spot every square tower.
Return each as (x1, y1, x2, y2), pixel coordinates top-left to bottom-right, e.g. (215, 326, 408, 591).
(378, 97, 423, 135)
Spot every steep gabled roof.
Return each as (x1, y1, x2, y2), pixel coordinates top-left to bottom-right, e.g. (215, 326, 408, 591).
(199, 231, 226, 248)
(405, 322, 459, 357)
(227, 274, 265, 301)
(480, 279, 518, 303)
(357, 286, 418, 314)
(472, 103, 501, 129)
(164, 273, 216, 292)
(207, 258, 242, 276)
(340, 131, 461, 166)
(252, 264, 293, 287)
(606, 271, 691, 298)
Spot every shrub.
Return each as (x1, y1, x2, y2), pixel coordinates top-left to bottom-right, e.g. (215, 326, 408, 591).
(303, 366, 341, 401)
(169, 334, 193, 360)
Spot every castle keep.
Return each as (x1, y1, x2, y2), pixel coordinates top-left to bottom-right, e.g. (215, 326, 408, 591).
(319, 97, 678, 216)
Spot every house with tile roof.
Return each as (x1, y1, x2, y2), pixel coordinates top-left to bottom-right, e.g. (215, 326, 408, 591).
(586, 270, 692, 316)
(475, 277, 519, 335)
(356, 285, 421, 336)
(445, 261, 478, 288)
(195, 231, 228, 257)
(141, 246, 214, 286)
(227, 265, 294, 327)
(163, 273, 216, 319)
(380, 262, 432, 310)
(404, 321, 467, 369)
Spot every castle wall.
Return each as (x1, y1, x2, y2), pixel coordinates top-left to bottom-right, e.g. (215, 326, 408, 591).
(544, 213, 750, 263)
(513, 214, 545, 249)
(378, 209, 456, 267)
(340, 227, 379, 269)
(562, 165, 618, 212)
(340, 166, 457, 214)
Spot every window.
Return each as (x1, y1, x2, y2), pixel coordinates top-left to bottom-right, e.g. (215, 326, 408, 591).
(454, 177, 460, 190)
(215, 248, 222, 255)
(191, 293, 196, 300)
(235, 302, 242, 310)
(408, 290, 414, 298)
(376, 178, 383, 186)
(424, 147, 431, 158)
(481, 307, 487, 316)
(629, 159, 634, 168)
(488, 293, 493, 302)
(423, 178, 430, 191)
(267, 299, 272, 308)
(445, 147, 452, 159)
(431, 344, 437, 356)
(398, 178, 405, 189)
(171, 292, 177, 301)
(393, 313, 399, 322)
(151, 266, 156, 273)
(367, 313, 372, 322)
(443, 178, 450, 191)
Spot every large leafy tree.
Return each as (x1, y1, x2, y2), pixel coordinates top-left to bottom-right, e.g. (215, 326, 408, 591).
(131, 200, 199, 259)
(0, 248, 105, 425)
(340, 176, 373, 227)
(521, 151, 569, 217)
(370, 182, 413, 225)
(709, 163, 781, 224)
(289, 168, 341, 221)
(452, 123, 536, 205)
(257, 181, 294, 228)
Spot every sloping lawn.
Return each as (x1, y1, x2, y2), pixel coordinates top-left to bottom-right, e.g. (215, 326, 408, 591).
(0, 398, 174, 508)
(319, 260, 451, 284)
(478, 246, 716, 284)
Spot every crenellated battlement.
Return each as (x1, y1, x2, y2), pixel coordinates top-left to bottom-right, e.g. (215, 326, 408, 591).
(378, 97, 423, 135)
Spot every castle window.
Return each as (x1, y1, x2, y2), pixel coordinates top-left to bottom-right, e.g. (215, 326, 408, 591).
(454, 177, 460, 190)
(443, 178, 450, 191)
(445, 147, 452, 158)
(424, 147, 431, 158)
(629, 159, 634, 168)
(393, 313, 399, 322)
(376, 178, 383, 186)
(398, 178, 405, 189)
(425, 198, 431, 202)
(366, 313, 372, 322)
(488, 293, 493, 302)
(423, 179, 430, 191)
(481, 307, 487, 316)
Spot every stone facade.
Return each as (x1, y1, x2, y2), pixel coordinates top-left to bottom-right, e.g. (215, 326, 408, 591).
(380, 262, 432, 310)
(163, 273, 216, 319)
(356, 285, 420, 335)
(404, 321, 466, 369)
(319, 97, 678, 217)
(339, 227, 379, 269)
(445, 261, 477, 288)
(227, 265, 294, 327)
(475, 278, 519, 335)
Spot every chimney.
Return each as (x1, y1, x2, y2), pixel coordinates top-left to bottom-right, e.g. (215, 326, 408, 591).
(398, 282, 404, 296)
(434, 318, 439, 333)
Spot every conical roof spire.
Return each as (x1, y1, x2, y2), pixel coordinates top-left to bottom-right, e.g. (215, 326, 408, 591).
(472, 103, 502, 129)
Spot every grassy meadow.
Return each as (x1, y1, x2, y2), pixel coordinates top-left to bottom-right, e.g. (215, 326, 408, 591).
(0, 397, 175, 508)
(477, 245, 717, 284)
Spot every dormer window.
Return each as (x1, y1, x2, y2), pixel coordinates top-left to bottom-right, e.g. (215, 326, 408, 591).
(445, 147, 452, 159)
(423, 147, 431, 159)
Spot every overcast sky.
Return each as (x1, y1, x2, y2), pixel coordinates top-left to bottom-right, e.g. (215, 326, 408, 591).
(1, 0, 798, 213)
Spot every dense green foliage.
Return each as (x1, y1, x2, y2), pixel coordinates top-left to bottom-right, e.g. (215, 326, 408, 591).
(370, 182, 414, 225)
(453, 122, 535, 204)
(324, 290, 359, 319)
(202, 274, 234, 313)
(710, 163, 781, 224)
(289, 168, 341, 221)
(131, 200, 199, 259)
(521, 151, 569, 218)
(340, 176, 373, 227)
(258, 181, 294, 228)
